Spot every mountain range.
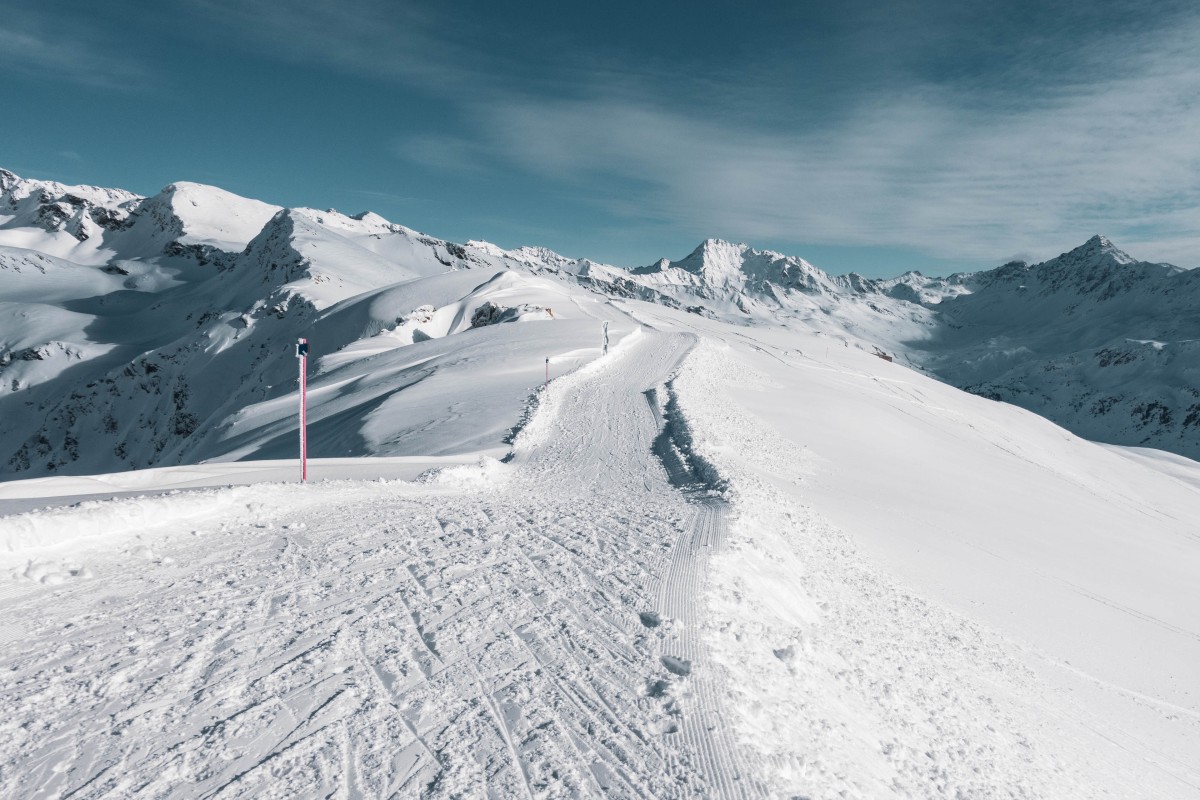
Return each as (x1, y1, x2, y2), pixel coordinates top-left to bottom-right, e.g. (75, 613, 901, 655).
(1, 167, 1197, 478)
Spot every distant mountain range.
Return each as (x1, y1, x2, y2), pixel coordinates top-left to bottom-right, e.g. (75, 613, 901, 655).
(2, 167, 1197, 477)
(621, 234, 1200, 460)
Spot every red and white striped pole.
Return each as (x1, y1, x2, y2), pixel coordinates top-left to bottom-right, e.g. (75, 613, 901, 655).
(296, 337, 309, 482)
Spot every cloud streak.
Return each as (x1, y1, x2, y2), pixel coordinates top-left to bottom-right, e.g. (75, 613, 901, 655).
(184, 0, 491, 94)
(457, 14, 1200, 267)
(0, 25, 148, 89)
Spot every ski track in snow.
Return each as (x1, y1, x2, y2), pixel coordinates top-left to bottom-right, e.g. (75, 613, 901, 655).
(0, 329, 759, 799)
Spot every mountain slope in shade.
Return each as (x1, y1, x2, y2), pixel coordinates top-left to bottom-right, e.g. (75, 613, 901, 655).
(909, 236, 1200, 457)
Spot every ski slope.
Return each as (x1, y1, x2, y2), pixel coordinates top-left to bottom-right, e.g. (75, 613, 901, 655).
(1, 300, 1198, 798)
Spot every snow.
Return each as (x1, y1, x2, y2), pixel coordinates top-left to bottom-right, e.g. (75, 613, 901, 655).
(2, 167, 1199, 798)
(5, 165, 1198, 479)
(152, 181, 282, 252)
(0, 328, 733, 798)
(2, 308, 1198, 797)
(650, 311, 1200, 796)
(0, 456, 489, 516)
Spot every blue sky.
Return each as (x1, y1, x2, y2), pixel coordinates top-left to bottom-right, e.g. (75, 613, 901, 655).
(3, 0, 1199, 277)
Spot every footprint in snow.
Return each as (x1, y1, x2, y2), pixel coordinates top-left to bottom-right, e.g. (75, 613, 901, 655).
(660, 655, 691, 677)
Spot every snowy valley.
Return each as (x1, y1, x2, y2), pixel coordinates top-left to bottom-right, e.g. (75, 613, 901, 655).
(0, 169, 1198, 799)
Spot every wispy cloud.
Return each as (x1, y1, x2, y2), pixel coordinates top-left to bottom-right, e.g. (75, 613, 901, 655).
(184, 0, 479, 92)
(348, 189, 421, 204)
(0, 24, 147, 89)
(458, 14, 1200, 266)
(391, 135, 496, 176)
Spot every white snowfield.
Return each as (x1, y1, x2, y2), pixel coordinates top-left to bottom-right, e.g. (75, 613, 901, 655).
(1, 300, 1198, 799)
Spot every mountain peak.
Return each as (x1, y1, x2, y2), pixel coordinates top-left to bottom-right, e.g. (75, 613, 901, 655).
(1065, 234, 1134, 265)
(671, 238, 753, 279)
(697, 237, 749, 257)
(138, 181, 281, 252)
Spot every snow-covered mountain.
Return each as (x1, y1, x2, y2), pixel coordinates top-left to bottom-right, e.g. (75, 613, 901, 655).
(2, 168, 1199, 799)
(599, 235, 1200, 459)
(1, 168, 1197, 479)
(0, 168, 593, 477)
(2, 280, 1197, 799)
(908, 236, 1200, 457)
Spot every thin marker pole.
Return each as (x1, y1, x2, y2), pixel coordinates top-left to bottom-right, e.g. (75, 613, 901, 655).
(545, 357, 549, 392)
(296, 337, 309, 482)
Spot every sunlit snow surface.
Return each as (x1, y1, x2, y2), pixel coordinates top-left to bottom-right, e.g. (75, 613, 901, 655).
(1, 302, 1198, 799)
(2, 170, 1199, 797)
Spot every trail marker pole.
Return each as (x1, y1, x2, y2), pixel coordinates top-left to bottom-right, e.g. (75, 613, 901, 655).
(602, 321, 609, 355)
(296, 337, 309, 482)
(545, 357, 549, 392)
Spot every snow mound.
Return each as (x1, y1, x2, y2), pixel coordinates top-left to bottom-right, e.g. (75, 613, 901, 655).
(0, 484, 289, 562)
(414, 456, 508, 489)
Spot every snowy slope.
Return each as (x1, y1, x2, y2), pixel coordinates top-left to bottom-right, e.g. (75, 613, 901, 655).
(0, 169, 618, 479)
(638, 304, 1200, 797)
(0, 310, 1196, 798)
(0, 168, 141, 260)
(568, 234, 1200, 459)
(1, 167, 1198, 798)
(619, 235, 1200, 459)
(617, 238, 943, 350)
